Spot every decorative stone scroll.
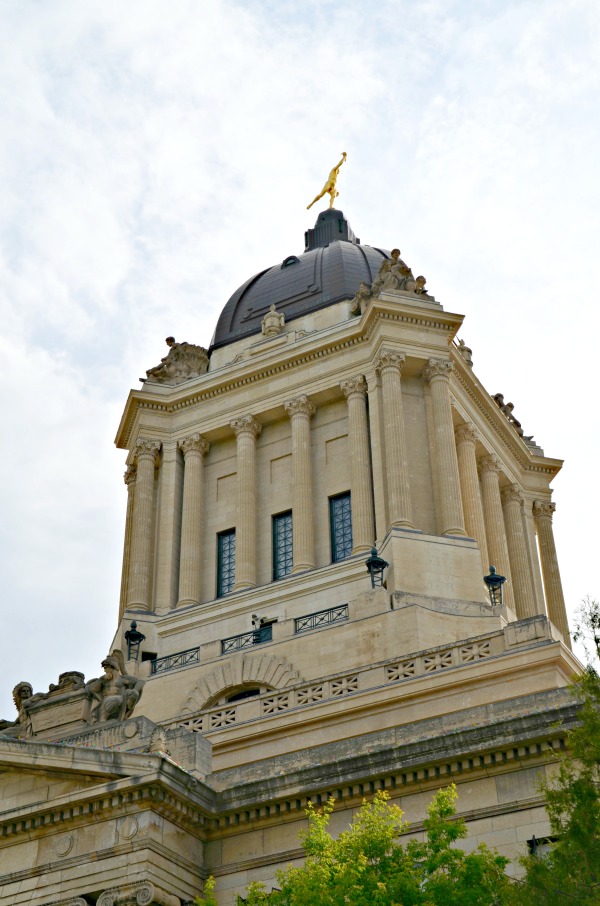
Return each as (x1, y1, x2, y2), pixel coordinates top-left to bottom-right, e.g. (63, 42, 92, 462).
(144, 336, 209, 386)
(97, 881, 180, 906)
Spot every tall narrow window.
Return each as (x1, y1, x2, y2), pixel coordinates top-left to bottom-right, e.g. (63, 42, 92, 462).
(217, 529, 236, 597)
(272, 511, 293, 580)
(330, 493, 353, 562)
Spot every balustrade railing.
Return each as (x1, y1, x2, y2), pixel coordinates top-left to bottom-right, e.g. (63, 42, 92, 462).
(294, 604, 348, 634)
(150, 647, 200, 675)
(221, 624, 273, 655)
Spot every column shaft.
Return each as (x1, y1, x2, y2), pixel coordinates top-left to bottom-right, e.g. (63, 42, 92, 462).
(127, 440, 161, 611)
(375, 351, 413, 528)
(479, 455, 514, 609)
(177, 434, 209, 606)
(285, 396, 316, 572)
(341, 376, 375, 552)
(119, 465, 136, 621)
(455, 424, 488, 572)
(534, 501, 571, 648)
(502, 485, 536, 619)
(231, 416, 261, 590)
(423, 360, 466, 536)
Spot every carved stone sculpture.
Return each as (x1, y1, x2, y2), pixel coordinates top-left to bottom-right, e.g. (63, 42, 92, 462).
(144, 336, 209, 385)
(0, 682, 36, 736)
(456, 338, 473, 367)
(492, 393, 526, 436)
(48, 671, 85, 693)
(85, 650, 145, 724)
(261, 304, 285, 337)
(350, 281, 372, 315)
(149, 726, 171, 755)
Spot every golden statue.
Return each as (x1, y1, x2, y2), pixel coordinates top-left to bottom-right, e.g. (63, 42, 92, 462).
(307, 152, 347, 210)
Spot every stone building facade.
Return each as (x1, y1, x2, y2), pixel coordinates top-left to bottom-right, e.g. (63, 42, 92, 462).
(0, 208, 579, 905)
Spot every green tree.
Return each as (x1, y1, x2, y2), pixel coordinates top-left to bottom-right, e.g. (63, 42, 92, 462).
(198, 785, 511, 905)
(511, 599, 600, 905)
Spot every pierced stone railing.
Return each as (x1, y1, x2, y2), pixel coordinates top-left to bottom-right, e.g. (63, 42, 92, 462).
(175, 634, 498, 734)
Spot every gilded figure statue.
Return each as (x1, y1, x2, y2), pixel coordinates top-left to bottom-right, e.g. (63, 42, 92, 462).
(307, 152, 347, 210)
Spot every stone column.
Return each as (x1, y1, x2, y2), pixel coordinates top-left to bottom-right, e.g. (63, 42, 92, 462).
(118, 464, 136, 621)
(423, 359, 466, 536)
(502, 485, 536, 619)
(127, 439, 161, 612)
(231, 415, 262, 590)
(340, 375, 375, 553)
(375, 350, 414, 528)
(177, 433, 210, 607)
(479, 455, 514, 608)
(533, 500, 571, 648)
(455, 423, 488, 572)
(285, 395, 316, 572)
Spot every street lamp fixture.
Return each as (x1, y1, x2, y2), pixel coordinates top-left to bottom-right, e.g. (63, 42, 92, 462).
(484, 565, 506, 606)
(365, 547, 389, 588)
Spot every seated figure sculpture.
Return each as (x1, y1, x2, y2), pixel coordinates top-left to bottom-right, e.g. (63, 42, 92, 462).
(371, 249, 416, 297)
(85, 651, 145, 723)
(144, 336, 209, 385)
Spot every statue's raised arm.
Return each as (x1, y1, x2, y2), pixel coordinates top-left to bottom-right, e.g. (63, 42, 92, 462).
(307, 152, 347, 210)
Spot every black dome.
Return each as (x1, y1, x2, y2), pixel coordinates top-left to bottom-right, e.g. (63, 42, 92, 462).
(210, 209, 388, 351)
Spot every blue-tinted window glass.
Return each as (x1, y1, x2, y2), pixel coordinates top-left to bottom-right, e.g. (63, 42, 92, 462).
(273, 511, 293, 580)
(330, 493, 353, 562)
(217, 529, 236, 597)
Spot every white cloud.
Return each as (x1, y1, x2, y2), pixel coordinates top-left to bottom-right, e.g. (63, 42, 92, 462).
(0, 0, 598, 715)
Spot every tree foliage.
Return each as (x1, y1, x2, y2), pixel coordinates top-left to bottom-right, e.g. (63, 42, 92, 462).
(198, 785, 510, 905)
(510, 599, 600, 905)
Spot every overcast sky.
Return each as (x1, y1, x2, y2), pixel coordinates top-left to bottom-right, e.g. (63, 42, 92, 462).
(1, 0, 599, 717)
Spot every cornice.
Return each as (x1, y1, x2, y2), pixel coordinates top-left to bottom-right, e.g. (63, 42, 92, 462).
(0, 758, 215, 842)
(203, 704, 575, 838)
(450, 351, 562, 479)
(116, 302, 464, 450)
(116, 331, 368, 448)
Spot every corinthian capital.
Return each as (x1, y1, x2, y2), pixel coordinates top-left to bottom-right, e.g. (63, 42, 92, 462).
(284, 395, 316, 419)
(501, 484, 524, 506)
(375, 350, 405, 375)
(479, 454, 501, 475)
(340, 375, 367, 399)
(132, 439, 161, 466)
(124, 464, 137, 486)
(455, 423, 479, 446)
(178, 433, 210, 457)
(231, 414, 262, 439)
(533, 499, 556, 520)
(423, 358, 454, 383)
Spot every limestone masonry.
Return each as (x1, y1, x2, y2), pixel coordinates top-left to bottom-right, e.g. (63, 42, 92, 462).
(0, 208, 579, 905)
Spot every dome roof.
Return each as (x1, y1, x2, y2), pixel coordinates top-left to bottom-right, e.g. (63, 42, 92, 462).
(210, 209, 388, 351)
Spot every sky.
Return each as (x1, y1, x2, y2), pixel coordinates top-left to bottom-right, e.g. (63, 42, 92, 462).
(1, 0, 599, 718)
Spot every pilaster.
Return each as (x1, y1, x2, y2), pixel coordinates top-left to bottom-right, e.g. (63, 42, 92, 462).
(285, 395, 316, 572)
(455, 423, 489, 572)
(118, 464, 136, 621)
(177, 433, 210, 607)
(479, 455, 514, 609)
(231, 415, 262, 590)
(375, 350, 414, 529)
(341, 375, 375, 553)
(533, 500, 571, 648)
(127, 439, 161, 612)
(423, 359, 466, 536)
(502, 484, 536, 619)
